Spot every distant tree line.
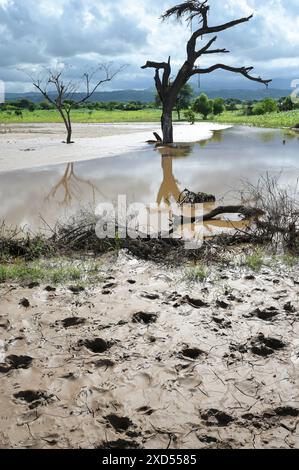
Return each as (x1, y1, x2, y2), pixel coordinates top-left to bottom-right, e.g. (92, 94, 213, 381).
(1, 94, 298, 122)
(0, 98, 155, 115)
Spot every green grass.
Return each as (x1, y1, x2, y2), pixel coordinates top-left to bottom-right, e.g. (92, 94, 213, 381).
(0, 259, 103, 285)
(281, 253, 299, 268)
(184, 263, 208, 283)
(1, 108, 299, 128)
(244, 251, 265, 272)
(207, 110, 299, 128)
(0, 108, 163, 124)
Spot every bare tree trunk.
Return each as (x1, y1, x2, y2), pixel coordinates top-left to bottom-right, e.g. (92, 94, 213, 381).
(66, 112, 72, 144)
(177, 106, 181, 121)
(161, 107, 173, 144)
(66, 125, 72, 144)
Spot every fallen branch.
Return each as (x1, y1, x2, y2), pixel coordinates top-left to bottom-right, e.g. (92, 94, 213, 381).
(173, 205, 264, 225)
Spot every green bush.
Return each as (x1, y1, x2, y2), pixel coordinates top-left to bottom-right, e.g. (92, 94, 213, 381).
(253, 98, 278, 115)
(192, 93, 213, 119)
(213, 98, 225, 116)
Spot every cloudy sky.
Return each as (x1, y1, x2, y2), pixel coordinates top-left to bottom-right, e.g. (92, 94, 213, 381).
(0, 0, 298, 92)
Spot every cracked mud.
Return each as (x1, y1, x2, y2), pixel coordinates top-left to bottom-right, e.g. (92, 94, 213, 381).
(0, 251, 298, 449)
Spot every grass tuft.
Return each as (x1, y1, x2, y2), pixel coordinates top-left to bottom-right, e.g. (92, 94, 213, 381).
(184, 263, 208, 283)
(244, 251, 265, 272)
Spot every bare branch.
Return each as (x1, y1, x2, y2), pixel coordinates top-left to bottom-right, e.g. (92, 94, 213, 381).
(161, 1, 209, 25)
(203, 48, 230, 55)
(187, 14, 253, 59)
(191, 63, 272, 86)
(141, 61, 170, 71)
(77, 64, 127, 104)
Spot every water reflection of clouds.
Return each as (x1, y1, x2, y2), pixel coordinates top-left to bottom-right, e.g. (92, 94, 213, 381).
(0, 126, 298, 230)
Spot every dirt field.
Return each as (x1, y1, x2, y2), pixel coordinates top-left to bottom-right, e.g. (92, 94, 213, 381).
(0, 122, 229, 172)
(0, 250, 298, 449)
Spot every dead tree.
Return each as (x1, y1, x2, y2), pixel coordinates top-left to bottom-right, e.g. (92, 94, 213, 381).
(31, 64, 124, 144)
(141, 1, 271, 144)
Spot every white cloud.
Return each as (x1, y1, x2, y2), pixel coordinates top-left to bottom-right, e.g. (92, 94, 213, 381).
(0, 0, 299, 91)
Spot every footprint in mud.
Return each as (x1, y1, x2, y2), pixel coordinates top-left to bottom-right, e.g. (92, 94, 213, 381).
(25, 282, 40, 289)
(200, 409, 234, 427)
(93, 359, 115, 369)
(198, 435, 219, 444)
(216, 300, 230, 310)
(212, 317, 232, 329)
(103, 283, 117, 290)
(13, 390, 55, 409)
(251, 333, 286, 357)
(60, 317, 86, 328)
(182, 295, 209, 309)
(249, 307, 279, 321)
(242, 406, 299, 428)
(0, 317, 10, 330)
(136, 406, 154, 416)
(19, 298, 30, 308)
(284, 302, 296, 313)
(97, 439, 140, 449)
(68, 286, 85, 294)
(79, 338, 113, 353)
(274, 406, 299, 417)
(44, 286, 56, 292)
(105, 414, 133, 433)
(0, 355, 33, 373)
(181, 347, 206, 360)
(140, 292, 160, 301)
(132, 312, 158, 325)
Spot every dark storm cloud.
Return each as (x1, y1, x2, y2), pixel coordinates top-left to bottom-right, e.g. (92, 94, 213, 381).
(0, 0, 299, 91)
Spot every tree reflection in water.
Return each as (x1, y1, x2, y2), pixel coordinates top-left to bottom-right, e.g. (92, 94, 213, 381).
(45, 162, 103, 207)
(154, 140, 248, 238)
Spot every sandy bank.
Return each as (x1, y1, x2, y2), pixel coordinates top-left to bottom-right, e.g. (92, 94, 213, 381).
(0, 122, 230, 173)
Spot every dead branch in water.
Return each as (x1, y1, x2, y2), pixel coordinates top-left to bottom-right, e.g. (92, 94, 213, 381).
(173, 205, 264, 225)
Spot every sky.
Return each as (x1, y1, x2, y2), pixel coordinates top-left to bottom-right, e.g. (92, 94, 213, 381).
(0, 0, 299, 92)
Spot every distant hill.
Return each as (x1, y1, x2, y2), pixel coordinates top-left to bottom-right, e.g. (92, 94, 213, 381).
(199, 88, 291, 100)
(5, 87, 291, 103)
(5, 89, 156, 104)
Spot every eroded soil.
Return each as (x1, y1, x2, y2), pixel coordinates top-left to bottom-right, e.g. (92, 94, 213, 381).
(0, 251, 298, 449)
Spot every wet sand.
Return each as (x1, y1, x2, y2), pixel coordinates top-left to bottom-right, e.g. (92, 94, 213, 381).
(0, 250, 298, 449)
(0, 122, 230, 173)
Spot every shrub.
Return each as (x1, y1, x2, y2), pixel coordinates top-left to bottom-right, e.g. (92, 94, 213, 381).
(192, 93, 213, 119)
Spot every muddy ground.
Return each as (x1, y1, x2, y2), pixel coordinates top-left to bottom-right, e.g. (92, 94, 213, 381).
(0, 122, 229, 172)
(0, 250, 298, 449)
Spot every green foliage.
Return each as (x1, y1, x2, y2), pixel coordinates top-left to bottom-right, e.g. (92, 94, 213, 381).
(176, 84, 194, 115)
(0, 260, 103, 285)
(2, 102, 299, 129)
(213, 98, 225, 116)
(252, 98, 278, 115)
(278, 96, 295, 112)
(244, 251, 264, 272)
(202, 108, 299, 128)
(155, 84, 194, 118)
(184, 264, 208, 283)
(39, 101, 53, 110)
(192, 93, 213, 119)
(184, 109, 196, 124)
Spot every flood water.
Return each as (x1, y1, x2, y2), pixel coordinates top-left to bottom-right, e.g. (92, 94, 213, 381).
(0, 125, 298, 232)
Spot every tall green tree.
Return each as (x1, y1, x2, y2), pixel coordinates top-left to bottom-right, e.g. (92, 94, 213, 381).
(192, 93, 213, 119)
(213, 97, 225, 115)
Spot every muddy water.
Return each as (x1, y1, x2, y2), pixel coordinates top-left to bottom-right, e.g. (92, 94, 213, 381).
(0, 125, 298, 231)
